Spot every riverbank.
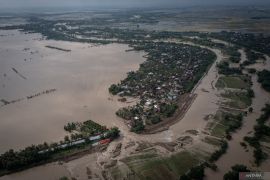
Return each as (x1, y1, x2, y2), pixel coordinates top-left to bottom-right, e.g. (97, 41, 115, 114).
(205, 54, 270, 180)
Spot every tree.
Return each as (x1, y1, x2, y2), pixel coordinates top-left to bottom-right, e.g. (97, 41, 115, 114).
(64, 122, 76, 132)
(105, 127, 120, 139)
(247, 89, 254, 98)
(180, 165, 205, 180)
(131, 121, 145, 133)
(64, 135, 70, 142)
(223, 164, 250, 180)
(109, 84, 122, 95)
(258, 70, 270, 92)
(59, 176, 69, 180)
(180, 174, 189, 180)
(188, 165, 205, 180)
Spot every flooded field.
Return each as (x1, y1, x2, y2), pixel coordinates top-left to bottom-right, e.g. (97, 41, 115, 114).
(0, 30, 145, 153)
(1, 27, 269, 180)
(205, 54, 270, 180)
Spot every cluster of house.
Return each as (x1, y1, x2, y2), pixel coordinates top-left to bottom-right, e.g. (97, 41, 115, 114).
(114, 42, 214, 127)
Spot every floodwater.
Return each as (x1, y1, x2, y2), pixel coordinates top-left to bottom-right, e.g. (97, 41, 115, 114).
(0, 31, 227, 180)
(205, 53, 270, 179)
(0, 30, 145, 153)
(2, 30, 269, 180)
(0, 162, 71, 180)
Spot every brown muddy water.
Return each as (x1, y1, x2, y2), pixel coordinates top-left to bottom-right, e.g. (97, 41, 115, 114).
(205, 53, 270, 179)
(0, 30, 145, 153)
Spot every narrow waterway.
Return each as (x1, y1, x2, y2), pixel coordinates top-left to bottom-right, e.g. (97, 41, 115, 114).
(205, 52, 270, 179)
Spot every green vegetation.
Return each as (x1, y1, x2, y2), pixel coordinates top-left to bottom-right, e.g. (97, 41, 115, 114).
(257, 70, 270, 92)
(211, 111, 244, 138)
(226, 47, 241, 63)
(216, 75, 250, 89)
(64, 122, 76, 132)
(211, 124, 227, 138)
(64, 120, 107, 138)
(149, 115, 161, 124)
(0, 121, 120, 176)
(217, 61, 242, 75)
(203, 137, 223, 146)
(223, 164, 250, 180)
(241, 49, 266, 66)
(116, 106, 142, 121)
(121, 151, 200, 180)
(79, 120, 107, 136)
(244, 104, 270, 165)
(160, 103, 178, 118)
(180, 164, 205, 180)
(59, 177, 69, 180)
(210, 31, 270, 56)
(209, 140, 228, 162)
(247, 68, 257, 74)
(105, 127, 121, 139)
(185, 37, 240, 64)
(131, 121, 145, 133)
(221, 90, 252, 109)
(109, 84, 123, 95)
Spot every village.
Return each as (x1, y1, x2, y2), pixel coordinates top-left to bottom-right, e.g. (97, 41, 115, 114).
(109, 41, 216, 132)
(0, 11, 270, 180)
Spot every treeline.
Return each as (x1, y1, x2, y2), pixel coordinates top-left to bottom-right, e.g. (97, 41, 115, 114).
(0, 145, 50, 172)
(224, 113, 244, 140)
(226, 47, 241, 63)
(241, 49, 266, 66)
(0, 125, 120, 175)
(257, 70, 270, 92)
(223, 164, 250, 180)
(64, 120, 107, 136)
(180, 164, 205, 180)
(209, 31, 270, 56)
(217, 61, 242, 75)
(244, 104, 270, 165)
(209, 140, 228, 162)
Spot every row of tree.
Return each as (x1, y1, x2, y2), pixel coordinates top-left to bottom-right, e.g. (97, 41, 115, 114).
(258, 70, 270, 92)
(244, 104, 270, 165)
(217, 61, 242, 75)
(0, 127, 120, 173)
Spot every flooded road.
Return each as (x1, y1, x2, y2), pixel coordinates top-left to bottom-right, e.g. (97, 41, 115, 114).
(0, 30, 145, 153)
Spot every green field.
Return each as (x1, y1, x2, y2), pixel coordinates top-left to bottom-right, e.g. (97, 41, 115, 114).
(210, 110, 243, 138)
(120, 151, 200, 180)
(211, 123, 227, 138)
(203, 137, 223, 146)
(216, 76, 250, 89)
(221, 90, 252, 109)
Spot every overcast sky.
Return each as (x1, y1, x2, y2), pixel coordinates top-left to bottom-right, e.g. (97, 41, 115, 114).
(0, 0, 269, 9)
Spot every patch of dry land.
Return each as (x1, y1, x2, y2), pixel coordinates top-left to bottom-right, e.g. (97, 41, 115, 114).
(1, 30, 270, 180)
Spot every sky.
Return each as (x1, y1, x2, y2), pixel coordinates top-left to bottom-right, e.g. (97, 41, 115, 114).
(0, 0, 269, 9)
